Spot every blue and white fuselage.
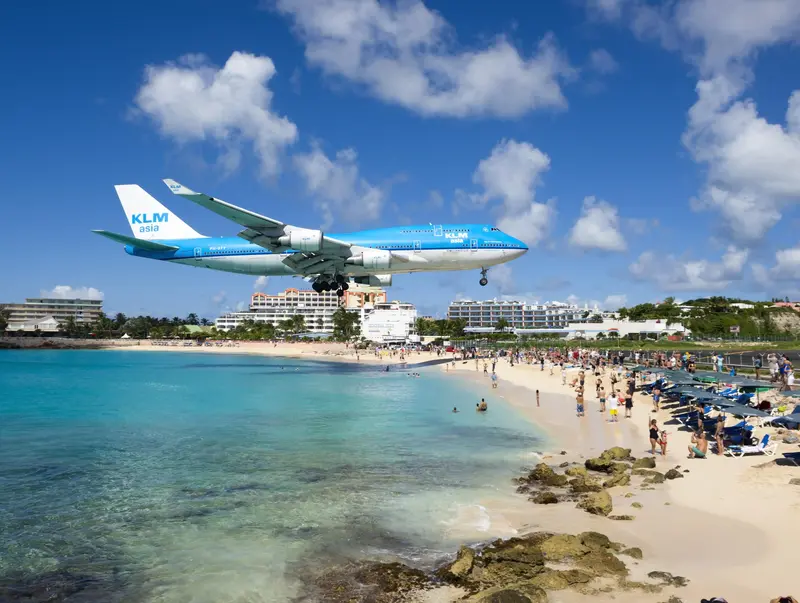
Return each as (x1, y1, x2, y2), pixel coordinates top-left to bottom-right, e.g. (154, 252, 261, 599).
(95, 181, 528, 290)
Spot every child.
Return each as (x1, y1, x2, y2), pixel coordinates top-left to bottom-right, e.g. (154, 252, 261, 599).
(576, 388, 585, 417)
(660, 429, 668, 457)
(607, 392, 619, 423)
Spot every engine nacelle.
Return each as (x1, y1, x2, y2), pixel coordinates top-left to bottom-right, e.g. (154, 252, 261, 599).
(354, 274, 392, 287)
(345, 249, 392, 271)
(277, 228, 323, 252)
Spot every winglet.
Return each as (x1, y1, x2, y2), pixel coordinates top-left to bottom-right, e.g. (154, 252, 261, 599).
(163, 179, 198, 196)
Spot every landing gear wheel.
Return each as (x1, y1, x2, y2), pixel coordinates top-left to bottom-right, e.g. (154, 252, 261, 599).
(312, 281, 323, 293)
(321, 281, 333, 292)
(336, 288, 345, 297)
(341, 282, 349, 291)
(335, 274, 345, 285)
(479, 277, 488, 287)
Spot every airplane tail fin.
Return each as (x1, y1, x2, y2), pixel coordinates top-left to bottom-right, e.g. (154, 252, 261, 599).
(114, 184, 204, 240)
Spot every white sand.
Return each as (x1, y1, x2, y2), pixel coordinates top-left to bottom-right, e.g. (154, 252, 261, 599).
(444, 357, 800, 602)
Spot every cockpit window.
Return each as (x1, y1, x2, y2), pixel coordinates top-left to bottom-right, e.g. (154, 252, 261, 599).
(490, 227, 500, 231)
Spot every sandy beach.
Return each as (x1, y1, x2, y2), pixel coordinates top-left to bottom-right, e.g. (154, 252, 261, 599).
(442, 356, 800, 602)
(102, 341, 800, 600)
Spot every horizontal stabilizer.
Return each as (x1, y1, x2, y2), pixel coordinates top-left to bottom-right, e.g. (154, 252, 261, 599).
(92, 230, 179, 251)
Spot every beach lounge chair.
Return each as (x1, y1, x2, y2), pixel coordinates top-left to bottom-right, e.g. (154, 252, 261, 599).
(724, 434, 777, 457)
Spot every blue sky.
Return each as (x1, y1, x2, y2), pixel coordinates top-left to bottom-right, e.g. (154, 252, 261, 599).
(2, 0, 800, 319)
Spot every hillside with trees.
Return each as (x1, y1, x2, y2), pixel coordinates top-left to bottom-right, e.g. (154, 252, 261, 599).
(618, 297, 800, 339)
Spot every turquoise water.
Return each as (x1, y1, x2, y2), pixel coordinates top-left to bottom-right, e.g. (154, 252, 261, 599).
(0, 351, 542, 602)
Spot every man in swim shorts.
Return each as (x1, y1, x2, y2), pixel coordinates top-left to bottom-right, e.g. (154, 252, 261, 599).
(688, 430, 708, 458)
(576, 389, 585, 417)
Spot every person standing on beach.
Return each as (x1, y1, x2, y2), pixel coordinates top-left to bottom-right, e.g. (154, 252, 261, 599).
(652, 386, 661, 413)
(714, 415, 725, 455)
(561, 364, 567, 386)
(576, 388, 585, 417)
(536, 389, 540, 407)
(607, 391, 619, 422)
(649, 419, 661, 455)
(491, 372, 498, 388)
(598, 386, 606, 413)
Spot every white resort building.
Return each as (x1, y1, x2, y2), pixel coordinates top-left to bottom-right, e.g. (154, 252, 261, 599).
(448, 299, 593, 330)
(2, 297, 103, 332)
(214, 285, 387, 334)
(360, 301, 418, 344)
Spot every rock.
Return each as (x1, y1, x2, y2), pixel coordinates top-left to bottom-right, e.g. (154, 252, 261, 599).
(621, 547, 643, 560)
(603, 473, 631, 488)
(610, 462, 629, 474)
(481, 537, 547, 566)
(531, 492, 558, 505)
(585, 457, 614, 473)
(647, 571, 689, 587)
(352, 562, 431, 595)
(682, 469, 690, 473)
(525, 464, 567, 487)
(664, 502, 671, 505)
(516, 484, 532, 494)
(529, 569, 592, 590)
(623, 492, 635, 498)
(600, 446, 633, 460)
(634, 470, 665, 484)
(560, 450, 567, 455)
(559, 462, 570, 468)
(469, 585, 547, 603)
(576, 550, 628, 577)
(539, 534, 589, 560)
(578, 531, 612, 551)
(565, 466, 588, 478)
(631, 502, 643, 509)
(436, 545, 475, 581)
(526, 463, 556, 482)
(569, 477, 603, 493)
(608, 514, 635, 521)
(662, 597, 684, 603)
(480, 561, 544, 585)
(577, 490, 612, 516)
(471, 589, 532, 603)
(632, 457, 656, 470)
(664, 469, 683, 480)
(618, 579, 663, 594)
(643, 475, 665, 486)
(789, 478, 800, 486)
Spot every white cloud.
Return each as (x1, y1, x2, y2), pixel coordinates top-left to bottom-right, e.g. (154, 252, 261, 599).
(254, 276, 270, 291)
(428, 190, 444, 208)
(629, 246, 749, 291)
(133, 52, 298, 177)
(591, 2, 800, 245)
(683, 79, 800, 243)
(293, 143, 384, 228)
(588, 49, 619, 74)
(603, 294, 628, 310)
(235, 301, 248, 312)
(593, 0, 800, 78)
(568, 196, 626, 252)
(40, 286, 104, 300)
(752, 246, 800, 294)
(273, 0, 574, 118)
(469, 139, 555, 246)
(212, 291, 228, 308)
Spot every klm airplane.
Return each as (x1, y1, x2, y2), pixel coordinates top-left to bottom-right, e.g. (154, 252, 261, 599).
(93, 180, 528, 296)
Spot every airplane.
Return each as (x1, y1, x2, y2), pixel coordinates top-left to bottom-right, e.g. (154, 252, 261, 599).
(93, 180, 528, 296)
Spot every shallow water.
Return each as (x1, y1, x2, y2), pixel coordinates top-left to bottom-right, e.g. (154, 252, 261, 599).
(0, 351, 543, 602)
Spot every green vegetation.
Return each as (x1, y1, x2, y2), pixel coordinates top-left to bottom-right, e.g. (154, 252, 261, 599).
(415, 317, 466, 337)
(331, 307, 361, 341)
(618, 296, 799, 339)
(0, 309, 10, 333)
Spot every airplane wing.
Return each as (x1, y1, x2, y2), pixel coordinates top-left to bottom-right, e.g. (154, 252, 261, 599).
(162, 180, 352, 265)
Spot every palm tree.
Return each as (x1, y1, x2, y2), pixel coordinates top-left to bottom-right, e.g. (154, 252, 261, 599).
(291, 314, 306, 334)
(185, 313, 200, 326)
(495, 318, 510, 333)
(113, 313, 127, 330)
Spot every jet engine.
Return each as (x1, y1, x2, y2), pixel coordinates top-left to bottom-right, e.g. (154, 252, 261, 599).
(354, 274, 392, 287)
(277, 228, 323, 252)
(345, 249, 392, 271)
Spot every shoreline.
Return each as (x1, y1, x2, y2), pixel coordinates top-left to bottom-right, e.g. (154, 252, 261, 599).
(439, 357, 800, 602)
(9, 343, 799, 600)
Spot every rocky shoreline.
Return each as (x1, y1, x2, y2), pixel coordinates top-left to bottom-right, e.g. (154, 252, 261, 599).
(304, 447, 691, 603)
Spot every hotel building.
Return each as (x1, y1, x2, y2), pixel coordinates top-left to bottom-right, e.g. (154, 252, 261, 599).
(360, 301, 418, 344)
(447, 299, 591, 330)
(215, 285, 387, 333)
(2, 297, 104, 329)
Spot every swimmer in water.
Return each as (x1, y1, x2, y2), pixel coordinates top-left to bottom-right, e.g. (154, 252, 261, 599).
(453, 407, 459, 413)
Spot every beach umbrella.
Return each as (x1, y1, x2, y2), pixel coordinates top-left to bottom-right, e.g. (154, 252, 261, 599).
(769, 413, 800, 426)
(726, 376, 777, 389)
(722, 405, 770, 418)
(628, 365, 648, 373)
(778, 389, 800, 398)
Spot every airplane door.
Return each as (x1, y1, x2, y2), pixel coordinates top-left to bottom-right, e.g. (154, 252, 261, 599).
(470, 239, 478, 251)
(433, 225, 443, 237)
(193, 247, 203, 258)
(413, 240, 422, 252)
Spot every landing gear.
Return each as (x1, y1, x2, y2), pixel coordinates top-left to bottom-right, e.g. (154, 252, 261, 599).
(313, 275, 350, 296)
(479, 268, 489, 287)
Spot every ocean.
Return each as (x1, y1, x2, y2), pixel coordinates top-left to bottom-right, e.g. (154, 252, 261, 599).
(0, 350, 544, 602)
